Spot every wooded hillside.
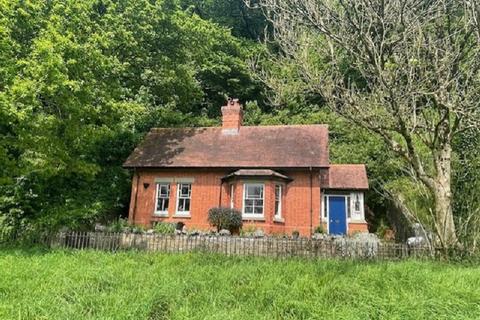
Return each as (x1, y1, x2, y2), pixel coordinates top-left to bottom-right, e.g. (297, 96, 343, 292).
(1, 0, 479, 250)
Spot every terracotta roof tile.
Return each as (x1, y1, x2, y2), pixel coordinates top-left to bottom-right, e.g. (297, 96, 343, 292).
(123, 125, 329, 168)
(326, 164, 368, 190)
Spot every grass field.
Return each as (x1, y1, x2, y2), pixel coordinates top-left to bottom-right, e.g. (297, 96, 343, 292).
(0, 248, 479, 319)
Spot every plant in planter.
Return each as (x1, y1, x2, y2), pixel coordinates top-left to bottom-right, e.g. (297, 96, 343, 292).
(207, 207, 243, 234)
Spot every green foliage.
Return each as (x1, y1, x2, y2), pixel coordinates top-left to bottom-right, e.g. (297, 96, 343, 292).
(107, 218, 129, 233)
(239, 225, 257, 236)
(153, 222, 176, 235)
(207, 207, 243, 232)
(314, 225, 325, 234)
(178, 0, 268, 40)
(0, 0, 265, 235)
(375, 220, 390, 239)
(4, 249, 479, 319)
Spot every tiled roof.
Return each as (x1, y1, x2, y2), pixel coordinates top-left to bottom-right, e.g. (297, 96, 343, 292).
(326, 164, 368, 190)
(123, 125, 329, 168)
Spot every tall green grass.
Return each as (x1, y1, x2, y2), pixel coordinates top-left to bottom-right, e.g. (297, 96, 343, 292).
(0, 248, 479, 319)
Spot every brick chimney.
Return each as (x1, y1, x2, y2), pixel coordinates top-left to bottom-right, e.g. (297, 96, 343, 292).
(221, 98, 243, 133)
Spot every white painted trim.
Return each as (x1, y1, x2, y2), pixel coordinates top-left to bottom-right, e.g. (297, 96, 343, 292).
(229, 184, 234, 209)
(322, 192, 366, 234)
(349, 192, 365, 222)
(175, 183, 192, 215)
(154, 183, 170, 216)
(322, 194, 349, 235)
(242, 183, 265, 219)
(274, 184, 282, 219)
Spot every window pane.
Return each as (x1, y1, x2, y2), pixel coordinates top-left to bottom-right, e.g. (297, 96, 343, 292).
(244, 184, 264, 215)
(354, 195, 361, 211)
(180, 184, 191, 197)
(177, 199, 184, 211)
(183, 199, 190, 212)
(247, 185, 263, 198)
(176, 183, 191, 213)
(275, 201, 279, 216)
(323, 196, 328, 218)
(347, 196, 351, 218)
(160, 185, 169, 197)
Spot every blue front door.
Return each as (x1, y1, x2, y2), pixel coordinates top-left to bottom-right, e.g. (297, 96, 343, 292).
(329, 196, 347, 235)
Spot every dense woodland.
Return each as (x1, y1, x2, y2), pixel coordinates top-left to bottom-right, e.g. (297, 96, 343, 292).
(1, 0, 479, 250)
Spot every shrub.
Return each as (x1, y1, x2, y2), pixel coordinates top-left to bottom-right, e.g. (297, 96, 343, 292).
(107, 218, 129, 233)
(131, 225, 146, 234)
(153, 222, 176, 234)
(240, 225, 256, 236)
(208, 207, 242, 233)
(314, 225, 325, 234)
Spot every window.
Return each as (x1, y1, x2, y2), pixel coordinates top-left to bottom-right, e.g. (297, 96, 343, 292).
(323, 196, 328, 218)
(243, 183, 264, 217)
(176, 183, 191, 214)
(354, 194, 361, 212)
(155, 183, 170, 215)
(347, 196, 351, 218)
(230, 184, 234, 209)
(275, 185, 282, 219)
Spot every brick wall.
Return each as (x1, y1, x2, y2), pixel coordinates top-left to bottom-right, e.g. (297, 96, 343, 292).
(128, 168, 367, 236)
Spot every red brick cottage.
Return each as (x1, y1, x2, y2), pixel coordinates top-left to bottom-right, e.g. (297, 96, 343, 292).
(123, 99, 369, 236)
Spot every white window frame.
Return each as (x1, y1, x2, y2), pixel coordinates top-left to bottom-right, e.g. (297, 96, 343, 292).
(229, 184, 235, 209)
(175, 183, 192, 216)
(242, 183, 265, 219)
(350, 192, 364, 221)
(274, 184, 282, 220)
(154, 183, 170, 216)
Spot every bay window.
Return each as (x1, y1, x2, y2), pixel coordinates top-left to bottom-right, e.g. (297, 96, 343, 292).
(243, 183, 264, 218)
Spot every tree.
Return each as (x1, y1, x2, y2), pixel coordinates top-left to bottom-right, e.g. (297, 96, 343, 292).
(0, 0, 264, 235)
(253, 0, 480, 248)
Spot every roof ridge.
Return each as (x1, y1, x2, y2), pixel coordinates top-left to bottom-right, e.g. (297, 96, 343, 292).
(150, 124, 329, 132)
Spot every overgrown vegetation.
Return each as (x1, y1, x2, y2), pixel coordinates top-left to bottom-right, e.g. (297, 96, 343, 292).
(0, 0, 479, 253)
(0, 249, 479, 319)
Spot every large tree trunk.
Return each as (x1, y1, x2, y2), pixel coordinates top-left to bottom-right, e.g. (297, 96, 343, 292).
(432, 144, 458, 248)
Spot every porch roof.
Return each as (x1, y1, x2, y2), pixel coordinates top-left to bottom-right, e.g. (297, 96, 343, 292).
(324, 164, 369, 190)
(221, 169, 292, 182)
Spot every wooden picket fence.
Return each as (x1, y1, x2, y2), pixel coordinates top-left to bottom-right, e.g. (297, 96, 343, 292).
(0, 230, 439, 260)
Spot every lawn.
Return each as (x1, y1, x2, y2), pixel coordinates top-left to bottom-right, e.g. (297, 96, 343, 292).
(0, 248, 479, 320)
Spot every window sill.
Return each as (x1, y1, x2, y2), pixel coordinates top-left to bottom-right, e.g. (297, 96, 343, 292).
(273, 217, 285, 223)
(153, 212, 169, 217)
(348, 220, 367, 224)
(242, 216, 265, 221)
(173, 213, 191, 219)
